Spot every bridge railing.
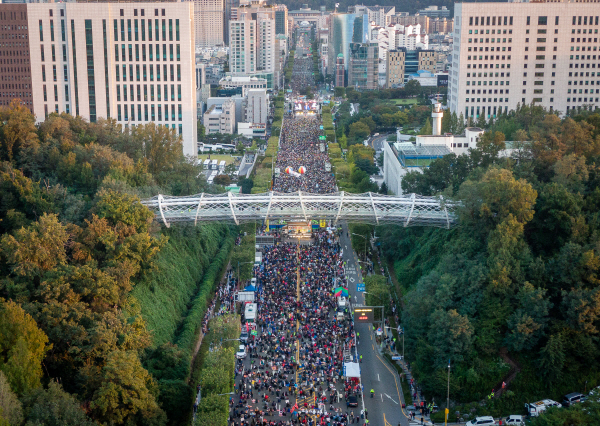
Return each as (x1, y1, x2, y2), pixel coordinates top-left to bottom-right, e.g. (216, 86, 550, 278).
(141, 191, 458, 229)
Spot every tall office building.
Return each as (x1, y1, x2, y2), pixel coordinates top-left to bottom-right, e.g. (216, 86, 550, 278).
(193, 0, 224, 48)
(0, 2, 197, 157)
(328, 13, 355, 76)
(449, 0, 600, 120)
(348, 42, 378, 90)
(274, 4, 288, 36)
(0, 4, 33, 113)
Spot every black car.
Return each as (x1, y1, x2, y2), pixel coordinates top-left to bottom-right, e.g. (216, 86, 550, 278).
(347, 395, 358, 407)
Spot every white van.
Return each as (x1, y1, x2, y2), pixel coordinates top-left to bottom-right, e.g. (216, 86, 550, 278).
(244, 303, 257, 324)
(525, 399, 562, 417)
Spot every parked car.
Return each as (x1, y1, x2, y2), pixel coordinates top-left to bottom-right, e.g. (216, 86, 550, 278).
(466, 416, 496, 426)
(236, 344, 247, 359)
(525, 399, 562, 416)
(346, 395, 358, 407)
(504, 415, 524, 425)
(562, 392, 585, 407)
(239, 331, 249, 343)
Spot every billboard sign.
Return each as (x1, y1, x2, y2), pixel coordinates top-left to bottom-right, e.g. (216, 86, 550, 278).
(354, 307, 374, 323)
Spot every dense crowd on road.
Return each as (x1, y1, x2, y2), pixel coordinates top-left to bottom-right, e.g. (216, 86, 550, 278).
(229, 232, 364, 426)
(274, 118, 336, 194)
(291, 57, 315, 93)
(290, 33, 315, 92)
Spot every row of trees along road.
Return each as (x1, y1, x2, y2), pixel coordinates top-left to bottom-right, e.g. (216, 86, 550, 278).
(377, 104, 600, 418)
(0, 100, 234, 425)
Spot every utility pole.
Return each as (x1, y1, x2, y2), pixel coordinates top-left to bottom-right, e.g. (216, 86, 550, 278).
(445, 360, 450, 426)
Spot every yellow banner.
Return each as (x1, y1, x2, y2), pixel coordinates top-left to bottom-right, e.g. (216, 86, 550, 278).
(320, 220, 326, 228)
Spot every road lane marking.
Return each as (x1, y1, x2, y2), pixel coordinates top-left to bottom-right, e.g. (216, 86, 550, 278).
(374, 352, 410, 420)
(384, 393, 399, 405)
(378, 374, 380, 381)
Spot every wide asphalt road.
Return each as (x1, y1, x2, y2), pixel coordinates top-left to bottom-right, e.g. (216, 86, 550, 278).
(339, 224, 411, 426)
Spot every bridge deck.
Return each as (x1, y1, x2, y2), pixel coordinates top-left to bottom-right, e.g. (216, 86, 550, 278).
(141, 191, 458, 228)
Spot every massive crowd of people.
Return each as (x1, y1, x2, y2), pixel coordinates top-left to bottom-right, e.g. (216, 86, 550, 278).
(219, 26, 374, 426)
(274, 118, 335, 194)
(291, 33, 315, 93)
(229, 232, 363, 426)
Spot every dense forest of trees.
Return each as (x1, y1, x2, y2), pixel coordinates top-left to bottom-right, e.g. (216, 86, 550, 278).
(378, 105, 600, 417)
(0, 100, 231, 425)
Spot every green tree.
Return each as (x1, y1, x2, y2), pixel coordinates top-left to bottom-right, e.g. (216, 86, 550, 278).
(404, 80, 421, 97)
(0, 299, 50, 396)
(1, 213, 68, 280)
(91, 350, 166, 425)
(0, 99, 39, 162)
(334, 87, 345, 98)
(132, 123, 183, 182)
(197, 122, 205, 141)
(427, 309, 474, 366)
(420, 118, 433, 135)
(238, 178, 254, 194)
(213, 174, 231, 186)
(348, 122, 370, 142)
(0, 371, 23, 426)
(92, 189, 155, 234)
(505, 282, 552, 351)
(457, 168, 538, 233)
(22, 381, 95, 426)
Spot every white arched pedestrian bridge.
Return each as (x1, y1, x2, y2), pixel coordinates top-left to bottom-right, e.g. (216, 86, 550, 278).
(141, 191, 458, 229)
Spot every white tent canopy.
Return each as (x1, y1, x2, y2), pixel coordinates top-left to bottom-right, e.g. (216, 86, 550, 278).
(343, 362, 361, 378)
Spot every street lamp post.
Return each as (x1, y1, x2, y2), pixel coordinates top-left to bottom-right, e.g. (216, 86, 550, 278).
(446, 360, 451, 426)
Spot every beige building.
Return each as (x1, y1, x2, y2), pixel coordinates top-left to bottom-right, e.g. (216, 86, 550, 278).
(204, 98, 235, 134)
(193, 0, 224, 48)
(418, 50, 438, 73)
(431, 17, 453, 34)
(386, 49, 406, 88)
(23, 2, 197, 156)
(449, 0, 600, 121)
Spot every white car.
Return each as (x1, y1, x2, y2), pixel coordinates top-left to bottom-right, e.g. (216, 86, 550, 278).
(504, 415, 524, 425)
(466, 416, 496, 426)
(236, 344, 247, 359)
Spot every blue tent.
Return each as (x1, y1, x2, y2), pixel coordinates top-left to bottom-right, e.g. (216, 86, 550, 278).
(244, 285, 257, 292)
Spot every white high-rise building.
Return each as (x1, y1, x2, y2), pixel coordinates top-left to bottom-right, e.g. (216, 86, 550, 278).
(449, 0, 600, 120)
(229, 12, 256, 74)
(193, 0, 224, 48)
(257, 12, 275, 72)
(24, 2, 197, 157)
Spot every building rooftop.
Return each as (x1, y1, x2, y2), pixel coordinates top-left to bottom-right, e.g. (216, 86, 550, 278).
(392, 142, 451, 167)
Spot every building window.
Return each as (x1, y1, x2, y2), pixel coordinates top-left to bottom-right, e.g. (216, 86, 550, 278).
(85, 20, 96, 122)
(50, 20, 54, 42)
(71, 20, 80, 116)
